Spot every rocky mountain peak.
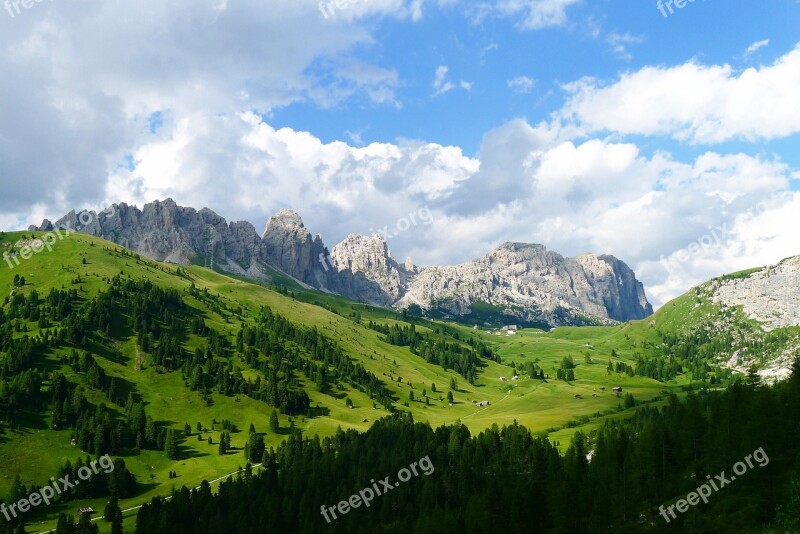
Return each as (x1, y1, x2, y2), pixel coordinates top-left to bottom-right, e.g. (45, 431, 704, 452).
(35, 199, 654, 327)
(330, 233, 407, 301)
(264, 209, 306, 234)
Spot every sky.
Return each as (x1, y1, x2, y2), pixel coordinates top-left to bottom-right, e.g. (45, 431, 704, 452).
(1, 0, 799, 308)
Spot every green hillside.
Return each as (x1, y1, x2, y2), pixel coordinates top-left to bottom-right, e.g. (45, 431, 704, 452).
(0, 231, 716, 532)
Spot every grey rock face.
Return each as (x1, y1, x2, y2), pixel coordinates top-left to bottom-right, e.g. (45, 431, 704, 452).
(38, 200, 653, 325)
(261, 209, 330, 288)
(395, 243, 652, 326)
(331, 234, 409, 301)
(46, 199, 263, 267)
(710, 256, 800, 331)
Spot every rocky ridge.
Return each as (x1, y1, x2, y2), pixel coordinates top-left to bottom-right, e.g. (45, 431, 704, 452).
(710, 256, 800, 331)
(35, 199, 653, 327)
(398, 243, 653, 326)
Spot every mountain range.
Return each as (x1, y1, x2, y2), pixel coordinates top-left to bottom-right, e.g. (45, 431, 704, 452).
(34, 198, 653, 327)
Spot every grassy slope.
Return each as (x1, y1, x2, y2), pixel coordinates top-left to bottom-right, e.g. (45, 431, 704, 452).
(0, 231, 694, 532)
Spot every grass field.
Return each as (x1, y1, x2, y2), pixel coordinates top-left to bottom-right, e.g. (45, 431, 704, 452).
(0, 231, 700, 532)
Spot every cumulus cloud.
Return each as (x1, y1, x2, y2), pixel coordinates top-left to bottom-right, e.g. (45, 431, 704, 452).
(104, 111, 478, 257)
(560, 44, 800, 143)
(0, 0, 419, 222)
(418, 119, 797, 306)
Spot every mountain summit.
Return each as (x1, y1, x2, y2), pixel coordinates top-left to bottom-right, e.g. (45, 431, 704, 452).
(395, 242, 653, 326)
(35, 199, 653, 327)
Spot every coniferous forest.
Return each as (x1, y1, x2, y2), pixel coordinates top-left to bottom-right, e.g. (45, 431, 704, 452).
(130, 359, 800, 533)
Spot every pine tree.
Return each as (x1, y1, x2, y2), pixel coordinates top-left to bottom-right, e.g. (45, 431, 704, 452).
(247, 432, 265, 463)
(77, 511, 98, 533)
(55, 514, 74, 534)
(104, 496, 121, 523)
(164, 429, 179, 460)
(269, 410, 279, 433)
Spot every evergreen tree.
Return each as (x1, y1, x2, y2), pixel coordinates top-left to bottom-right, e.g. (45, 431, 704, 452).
(164, 429, 179, 460)
(269, 410, 279, 433)
(218, 432, 228, 455)
(76, 511, 98, 534)
(247, 432, 265, 463)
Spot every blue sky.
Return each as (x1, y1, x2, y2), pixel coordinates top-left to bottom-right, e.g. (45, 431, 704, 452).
(272, 0, 800, 159)
(1, 0, 799, 307)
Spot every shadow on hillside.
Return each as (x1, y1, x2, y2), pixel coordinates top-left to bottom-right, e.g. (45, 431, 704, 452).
(307, 405, 331, 418)
(8, 409, 49, 434)
(90, 338, 133, 367)
(179, 448, 211, 460)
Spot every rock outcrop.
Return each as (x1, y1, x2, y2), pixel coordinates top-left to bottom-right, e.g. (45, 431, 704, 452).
(710, 256, 800, 331)
(261, 209, 330, 288)
(394, 243, 652, 326)
(331, 234, 412, 301)
(37, 199, 654, 326)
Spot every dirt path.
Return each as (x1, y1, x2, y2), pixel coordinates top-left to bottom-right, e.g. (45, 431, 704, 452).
(33, 464, 263, 533)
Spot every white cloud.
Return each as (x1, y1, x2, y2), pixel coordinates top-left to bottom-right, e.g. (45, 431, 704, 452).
(561, 44, 800, 144)
(507, 76, 536, 93)
(482, 0, 581, 30)
(104, 111, 479, 256)
(0, 0, 425, 221)
(430, 120, 797, 306)
(433, 65, 472, 95)
(605, 32, 643, 61)
(644, 192, 800, 307)
(745, 39, 770, 56)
